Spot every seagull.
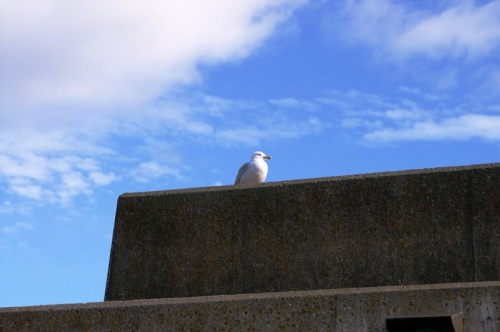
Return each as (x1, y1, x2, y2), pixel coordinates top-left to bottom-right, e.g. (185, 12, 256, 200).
(234, 151, 272, 185)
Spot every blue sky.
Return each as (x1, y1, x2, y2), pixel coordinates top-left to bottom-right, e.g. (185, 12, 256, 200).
(1, 0, 500, 307)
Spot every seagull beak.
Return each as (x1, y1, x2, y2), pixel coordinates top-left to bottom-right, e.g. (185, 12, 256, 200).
(264, 155, 272, 160)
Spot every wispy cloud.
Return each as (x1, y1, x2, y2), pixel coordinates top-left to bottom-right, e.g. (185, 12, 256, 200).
(131, 161, 184, 183)
(269, 98, 319, 111)
(1, 82, 496, 206)
(326, 0, 500, 60)
(0, 146, 119, 204)
(2, 222, 35, 235)
(393, 1, 500, 60)
(321, 0, 500, 108)
(0, 200, 32, 215)
(0, 90, 327, 204)
(365, 114, 500, 143)
(398, 86, 448, 102)
(316, 88, 500, 144)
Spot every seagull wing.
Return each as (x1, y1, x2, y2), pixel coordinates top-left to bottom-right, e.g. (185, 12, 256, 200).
(234, 162, 250, 184)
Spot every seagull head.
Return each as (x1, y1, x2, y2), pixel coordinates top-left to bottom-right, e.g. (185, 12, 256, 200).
(251, 151, 272, 161)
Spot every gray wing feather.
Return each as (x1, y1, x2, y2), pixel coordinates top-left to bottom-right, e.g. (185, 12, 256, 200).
(234, 162, 250, 184)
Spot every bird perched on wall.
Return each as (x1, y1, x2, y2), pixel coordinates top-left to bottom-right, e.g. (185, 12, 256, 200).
(234, 151, 272, 185)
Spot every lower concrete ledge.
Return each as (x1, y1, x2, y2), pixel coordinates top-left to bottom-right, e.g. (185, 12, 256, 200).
(1, 282, 499, 331)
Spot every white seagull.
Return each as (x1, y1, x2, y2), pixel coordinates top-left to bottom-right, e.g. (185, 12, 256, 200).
(234, 151, 272, 185)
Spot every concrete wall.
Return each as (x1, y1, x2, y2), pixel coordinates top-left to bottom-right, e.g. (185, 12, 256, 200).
(105, 164, 500, 301)
(1, 282, 498, 331)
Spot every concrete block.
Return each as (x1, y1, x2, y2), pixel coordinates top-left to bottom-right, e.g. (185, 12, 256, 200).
(105, 163, 500, 301)
(471, 167, 500, 281)
(1, 282, 499, 331)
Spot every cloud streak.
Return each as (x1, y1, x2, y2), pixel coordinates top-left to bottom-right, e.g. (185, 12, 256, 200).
(317, 88, 500, 144)
(394, 1, 500, 60)
(326, 0, 500, 60)
(0, 151, 119, 204)
(2, 222, 34, 235)
(365, 114, 500, 143)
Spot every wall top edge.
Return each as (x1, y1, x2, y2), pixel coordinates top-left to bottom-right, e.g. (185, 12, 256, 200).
(119, 163, 500, 198)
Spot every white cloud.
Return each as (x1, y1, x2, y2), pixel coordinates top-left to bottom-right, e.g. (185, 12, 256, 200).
(321, 0, 411, 56)
(0, 145, 119, 204)
(318, 88, 500, 144)
(269, 98, 319, 111)
(0, 154, 50, 181)
(10, 182, 45, 200)
(89, 172, 120, 186)
(0, 0, 309, 205)
(146, 93, 328, 147)
(2, 227, 16, 235)
(383, 108, 428, 121)
(0, 201, 14, 214)
(0, 90, 328, 204)
(398, 86, 447, 101)
(0, 0, 308, 134)
(2, 221, 35, 235)
(212, 108, 327, 146)
(327, 0, 500, 60)
(0, 0, 307, 127)
(0, 240, 12, 250)
(16, 222, 34, 230)
(131, 161, 184, 183)
(365, 114, 500, 142)
(394, 1, 500, 59)
(0, 200, 32, 215)
(215, 127, 265, 146)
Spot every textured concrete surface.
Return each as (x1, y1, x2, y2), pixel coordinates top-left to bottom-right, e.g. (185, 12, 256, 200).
(105, 163, 500, 301)
(1, 282, 499, 331)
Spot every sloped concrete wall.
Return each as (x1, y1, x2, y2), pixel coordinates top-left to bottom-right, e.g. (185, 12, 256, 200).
(105, 164, 500, 301)
(1, 282, 499, 331)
